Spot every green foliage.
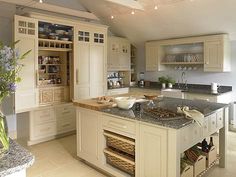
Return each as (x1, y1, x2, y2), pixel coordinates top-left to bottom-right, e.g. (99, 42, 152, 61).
(158, 76, 176, 85)
(0, 41, 30, 151)
(158, 76, 168, 84)
(166, 76, 176, 85)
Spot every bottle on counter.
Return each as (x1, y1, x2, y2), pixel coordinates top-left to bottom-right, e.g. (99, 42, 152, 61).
(208, 137, 214, 149)
(201, 139, 209, 153)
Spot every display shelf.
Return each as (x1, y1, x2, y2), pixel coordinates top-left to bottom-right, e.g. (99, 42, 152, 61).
(39, 38, 73, 44)
(161, 62, 204, 65)
(39, 64, 62, 65)
(38, 47, 72, 52)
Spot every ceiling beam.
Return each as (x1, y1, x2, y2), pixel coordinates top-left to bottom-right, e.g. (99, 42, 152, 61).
(105, 0, 144, 10)
(0, 0, 99, 20)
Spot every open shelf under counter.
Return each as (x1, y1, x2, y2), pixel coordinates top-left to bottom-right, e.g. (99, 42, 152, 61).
(161, 62, 204, 65)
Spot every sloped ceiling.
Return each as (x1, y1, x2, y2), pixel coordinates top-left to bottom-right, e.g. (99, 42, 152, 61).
(77, 0, 236, 44)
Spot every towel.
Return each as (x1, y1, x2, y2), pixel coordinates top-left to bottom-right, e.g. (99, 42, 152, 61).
(177, 106, 204, 127)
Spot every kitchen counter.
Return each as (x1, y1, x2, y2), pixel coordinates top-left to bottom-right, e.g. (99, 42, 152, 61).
(131, 83, 232, 96)
(0, 139, 34, 177)
(101, 97, 228, 129)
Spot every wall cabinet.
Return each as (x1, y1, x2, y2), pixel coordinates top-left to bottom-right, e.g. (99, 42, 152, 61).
(145, 42, 159, 71)
(145, 34, 231, 72)
(74, 25, 107, 100)
(204, 35, 231, 72)
(108, 37, 131, 71)
(14, 15, 39, 112)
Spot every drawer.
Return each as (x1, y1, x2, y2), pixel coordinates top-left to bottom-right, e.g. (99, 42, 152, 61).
(33, 122, 56, 138)
(180, 122, 204, 152)
(33, 108, 55, 125)
(102, 115, 136, 137)
(55, 105, 75, 118)
(57, 119, 76, 133)
(208, 113, 217, 135)
(202, 120, 209, 137)
(216, 110, 224, 129)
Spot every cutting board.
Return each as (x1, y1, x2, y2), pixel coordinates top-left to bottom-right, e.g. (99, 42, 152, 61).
(73, 99, 116, 111)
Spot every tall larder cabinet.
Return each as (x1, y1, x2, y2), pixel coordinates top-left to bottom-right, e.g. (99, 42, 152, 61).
(14, 15, 39, 113)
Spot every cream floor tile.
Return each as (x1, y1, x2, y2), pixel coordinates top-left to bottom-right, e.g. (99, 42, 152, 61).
(25, 132, 236, 177)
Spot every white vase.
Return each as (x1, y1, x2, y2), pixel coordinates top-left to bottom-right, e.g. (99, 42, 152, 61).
(168, 83, 173, 88)
(162, 83, 166, 89)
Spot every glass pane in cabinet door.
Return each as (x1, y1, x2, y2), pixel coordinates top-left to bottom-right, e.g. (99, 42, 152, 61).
(85, 37, 89, 42)
(85, 32, 89, 36)
(79, 31, 84, 36)
(94, 33, 99, 38)
(28, 29, 35, 35)
(99, 34, 104, 38)
(28, 22, 35, 29)
(94, 38, 99, 43)
(18, 28, 27, 34)
(18, 21, 27, 27)
(79, 37, 84, 41)
(99, 39, 104, 43)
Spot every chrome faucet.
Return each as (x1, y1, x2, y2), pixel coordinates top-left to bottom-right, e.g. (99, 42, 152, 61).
(181, 72, 188, 90)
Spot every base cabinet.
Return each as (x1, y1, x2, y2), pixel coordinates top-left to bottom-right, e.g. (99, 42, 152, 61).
(139, 124, 168, 177)
(28, 103, 75, 145)
(77, 109, 100, 164)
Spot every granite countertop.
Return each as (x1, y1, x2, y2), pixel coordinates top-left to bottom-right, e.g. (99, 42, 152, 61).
(101, 97, 228, 129)
(131, 83, 232, 96)
(0, 139, 34, 177)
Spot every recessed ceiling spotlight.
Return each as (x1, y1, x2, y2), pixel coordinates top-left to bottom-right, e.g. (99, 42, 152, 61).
(111, 15, 114, 19)
(131, 10, 135, 15)
(39, 0, 43, 3)
(154, 5, 159, 10)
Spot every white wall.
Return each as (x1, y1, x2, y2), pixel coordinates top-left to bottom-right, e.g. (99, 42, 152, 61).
(0, 2, 17, 138)
(136, 41, 236, 101)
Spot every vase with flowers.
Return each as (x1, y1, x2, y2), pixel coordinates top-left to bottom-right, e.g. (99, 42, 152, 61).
(0, 40, 30, 157)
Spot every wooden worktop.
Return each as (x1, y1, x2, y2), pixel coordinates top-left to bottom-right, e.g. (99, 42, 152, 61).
(73, 99, 116, 111)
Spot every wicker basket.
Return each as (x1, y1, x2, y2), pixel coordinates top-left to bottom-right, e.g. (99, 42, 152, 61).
(104, 131, 135, 156)
(104, 148, 135, 176)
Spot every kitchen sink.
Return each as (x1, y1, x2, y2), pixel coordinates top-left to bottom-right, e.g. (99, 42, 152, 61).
(161, 89, 185, 99)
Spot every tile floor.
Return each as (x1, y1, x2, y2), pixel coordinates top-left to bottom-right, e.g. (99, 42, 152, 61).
(24, 132, 236, 177)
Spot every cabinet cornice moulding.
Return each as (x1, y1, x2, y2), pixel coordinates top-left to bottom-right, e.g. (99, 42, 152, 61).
(0, 0, 99, 20)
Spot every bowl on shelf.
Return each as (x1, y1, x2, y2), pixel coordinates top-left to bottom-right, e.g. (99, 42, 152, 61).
(55, 30, 66, 35)
(114, 97, 136, 110)
(60, 37, 69, 41)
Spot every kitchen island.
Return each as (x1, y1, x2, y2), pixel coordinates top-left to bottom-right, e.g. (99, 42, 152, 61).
(74, 97, 229, 177)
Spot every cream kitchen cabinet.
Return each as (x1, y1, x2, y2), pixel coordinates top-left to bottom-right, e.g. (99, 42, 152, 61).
(26, 103, 75, 145)
(76, 108, 101, 165)
(14, 15, 39, 113)
(74, 24, 107, 100)
(145, 42, 159, 71)
(139, 123, 168, 177)
(108, 37, 131, 71)
(204, 35, 231, 72)
(184, 92, 232, 104)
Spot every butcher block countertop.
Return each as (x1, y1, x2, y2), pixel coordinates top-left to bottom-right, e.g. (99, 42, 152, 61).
(73, 99, 116, 111)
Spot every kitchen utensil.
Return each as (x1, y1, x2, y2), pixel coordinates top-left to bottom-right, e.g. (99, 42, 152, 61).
(60, 38, 69, 41)
(115, 97, 136, 110)
(211, 83, 219, 91)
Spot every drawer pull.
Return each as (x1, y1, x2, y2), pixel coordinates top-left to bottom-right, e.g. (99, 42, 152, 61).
(108, 121, 127, 129)
(40, 127, 50, 132)
(198, 157, 203, 161)
(62, 111, 71, 115)
(184, 167, 191, 172)
(62, 123, 70, 127)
